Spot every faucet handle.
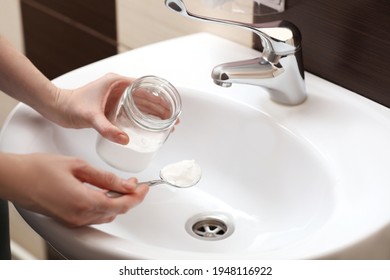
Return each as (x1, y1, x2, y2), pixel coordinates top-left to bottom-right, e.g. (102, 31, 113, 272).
(165, 0, 301, 61)
(254, 20, 302, 63)
(256, 20, 302, 50)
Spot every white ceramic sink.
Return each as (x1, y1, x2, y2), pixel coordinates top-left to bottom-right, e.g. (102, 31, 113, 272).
(1, 34, 390, 259)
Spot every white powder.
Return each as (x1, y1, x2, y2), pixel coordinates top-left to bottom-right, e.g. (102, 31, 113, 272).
(122, 127, 163, 153)
(160, 160, 201, 187)
(96, 136, 156, 172)
(96, 128, 165, 173)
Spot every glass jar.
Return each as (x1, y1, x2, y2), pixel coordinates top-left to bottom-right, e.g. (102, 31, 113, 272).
(96, 76, 182, 172)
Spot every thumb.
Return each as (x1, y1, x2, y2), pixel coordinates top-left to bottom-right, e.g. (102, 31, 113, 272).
(93, 115, 129, 145)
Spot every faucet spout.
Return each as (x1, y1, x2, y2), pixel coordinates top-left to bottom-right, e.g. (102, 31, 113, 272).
(212, 52, 306, 105)
(212, 57, 285, 84)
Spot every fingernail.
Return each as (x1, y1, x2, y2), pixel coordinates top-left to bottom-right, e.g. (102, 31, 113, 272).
(114, 133, 129, 145)
(122, 179, 137, 190)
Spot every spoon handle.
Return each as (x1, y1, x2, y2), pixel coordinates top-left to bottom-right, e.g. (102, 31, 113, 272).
(105, 180, 165, 198)
(138, 179, 165, 187)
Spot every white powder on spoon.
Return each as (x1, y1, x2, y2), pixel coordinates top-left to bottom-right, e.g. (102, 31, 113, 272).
(160, 160, 201, 187)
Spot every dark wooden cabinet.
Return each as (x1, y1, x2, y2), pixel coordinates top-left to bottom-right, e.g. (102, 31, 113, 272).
(21, 0, 117, 80)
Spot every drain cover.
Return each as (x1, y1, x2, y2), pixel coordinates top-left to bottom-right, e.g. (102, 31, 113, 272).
(192, 219, 227, 239)
(186, 213, 234, 241)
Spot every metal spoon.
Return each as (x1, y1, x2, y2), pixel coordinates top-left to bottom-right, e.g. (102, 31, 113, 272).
(106, 179, 167, 198)
(106, 160, 201, 198)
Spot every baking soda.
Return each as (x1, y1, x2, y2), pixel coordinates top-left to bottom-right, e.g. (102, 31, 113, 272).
(160, 160, 201, 187)
(96, 128, 163, 172)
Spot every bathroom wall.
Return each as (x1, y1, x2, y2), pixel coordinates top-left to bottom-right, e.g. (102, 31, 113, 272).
(253, 0, 390, 108)
(116, 0, 252, 51)
(19, 0, 252, 77)
(20, 0, 118, 80)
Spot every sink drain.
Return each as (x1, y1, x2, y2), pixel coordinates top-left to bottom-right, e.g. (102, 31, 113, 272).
(186, 213, 234, 241)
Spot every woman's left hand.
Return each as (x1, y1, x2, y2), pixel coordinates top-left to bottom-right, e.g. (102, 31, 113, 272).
(50, 73, 133, 145)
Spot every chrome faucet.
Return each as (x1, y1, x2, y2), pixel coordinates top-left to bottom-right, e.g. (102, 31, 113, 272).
(165, 0, 307, 105)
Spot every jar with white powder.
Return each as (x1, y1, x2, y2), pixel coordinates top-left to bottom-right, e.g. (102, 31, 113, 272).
(96, 76, 182, 172)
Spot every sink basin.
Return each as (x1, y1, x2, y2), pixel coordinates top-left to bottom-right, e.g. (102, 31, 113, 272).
(1, 33, 390, 259)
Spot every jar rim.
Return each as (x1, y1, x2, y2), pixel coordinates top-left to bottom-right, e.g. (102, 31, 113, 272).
(123, 76, 182, 131)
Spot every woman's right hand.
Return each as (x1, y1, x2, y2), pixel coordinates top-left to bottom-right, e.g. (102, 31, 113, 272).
(0, 153, 149, 226)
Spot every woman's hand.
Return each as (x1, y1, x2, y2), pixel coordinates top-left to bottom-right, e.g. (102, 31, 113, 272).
(0, 153, 149, 226)
(1, 37, 130, 145)
(50, 73, 134, 145)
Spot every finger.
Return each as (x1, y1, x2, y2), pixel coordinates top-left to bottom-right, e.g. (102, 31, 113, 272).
(88, 183, 149, 222)
(92, 114, 129, 144)
(105, 178, 149, 198)
(105, 183, 149, 212)
(66, 181, 149, 226)
(115, 177, 139, 194)
(104, 79, 133, 114)
(74, 163, 136, 193)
